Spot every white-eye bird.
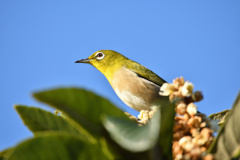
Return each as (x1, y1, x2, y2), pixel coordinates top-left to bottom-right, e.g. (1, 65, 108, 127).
(75, 50, 167, 112)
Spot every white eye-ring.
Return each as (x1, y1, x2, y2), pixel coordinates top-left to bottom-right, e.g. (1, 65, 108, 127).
(95, 52, 105, 60)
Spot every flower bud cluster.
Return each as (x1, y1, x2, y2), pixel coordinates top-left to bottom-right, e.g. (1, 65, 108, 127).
(125, 106, 159, 125)
(125, 77, 217, 159)
(137, 106, 159, 124)
(160, 77, 216, 160)
(160, 77, 203, 102)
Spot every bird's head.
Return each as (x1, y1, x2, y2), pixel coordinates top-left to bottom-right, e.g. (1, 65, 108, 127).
(75, 50, 128, 78)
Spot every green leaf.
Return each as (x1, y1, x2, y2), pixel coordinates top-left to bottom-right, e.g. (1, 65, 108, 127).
(102, 109, 161, 153)
(33, 88, 126, 136)
(6, 132, 110, 160)
(0, 148, 14, 160)
(209, 109, 231, 125)
(231, 145, 240, 160)
(157, 100, 176, 160)
(15, 105, 95, 143)
(209, 92, 240, 160)
(103, 97, 175, 160)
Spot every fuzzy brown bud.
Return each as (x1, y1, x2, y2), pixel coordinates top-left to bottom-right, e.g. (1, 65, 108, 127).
(191, 91, 204, 102)
(176, 102, 187, 115)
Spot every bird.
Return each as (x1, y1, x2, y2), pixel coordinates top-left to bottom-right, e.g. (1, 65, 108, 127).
(75, 50, 167, 112)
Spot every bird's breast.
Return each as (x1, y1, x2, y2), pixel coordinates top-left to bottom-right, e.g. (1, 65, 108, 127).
(111, 67, 161, 111)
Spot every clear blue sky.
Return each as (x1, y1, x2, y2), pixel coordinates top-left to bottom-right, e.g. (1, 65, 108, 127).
(0, 1, 239, 151)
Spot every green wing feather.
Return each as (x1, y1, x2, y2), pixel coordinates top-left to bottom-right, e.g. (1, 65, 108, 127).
(125, 60, 166, 86)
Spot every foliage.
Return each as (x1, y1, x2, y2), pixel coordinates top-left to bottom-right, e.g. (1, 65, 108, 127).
(0, 88, 175, 160)
(209, 110, 231, 126)
(208, 92, 240, 159)
(0, 87, 239, 160)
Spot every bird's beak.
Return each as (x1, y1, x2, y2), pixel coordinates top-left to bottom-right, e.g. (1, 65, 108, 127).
(75, 58, 91, 63)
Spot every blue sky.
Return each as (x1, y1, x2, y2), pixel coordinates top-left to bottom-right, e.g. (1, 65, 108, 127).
(0, 1, 239, 151)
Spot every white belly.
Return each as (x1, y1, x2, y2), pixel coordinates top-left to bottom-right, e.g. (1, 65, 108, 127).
(114, 88, 149, 111)
(111, 67, 160, 111)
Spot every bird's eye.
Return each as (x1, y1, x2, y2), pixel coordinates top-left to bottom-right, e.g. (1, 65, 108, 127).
(95, 52, 105, 60)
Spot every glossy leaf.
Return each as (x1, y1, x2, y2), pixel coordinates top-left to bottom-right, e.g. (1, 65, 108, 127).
(103, 109, 161, 153)
(6, 133, 110, 160)
(15, 105, 95, 143)
(209, 109, 231, 125)
(103, 97, 175, 160)
(0, 148, 14, 160)
(33, 88, 126, 136)
(209, 92, 240, 160)
(157, 100, 176, 160)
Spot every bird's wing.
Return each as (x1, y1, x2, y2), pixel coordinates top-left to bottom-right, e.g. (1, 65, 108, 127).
(125, 61, 166, 86)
